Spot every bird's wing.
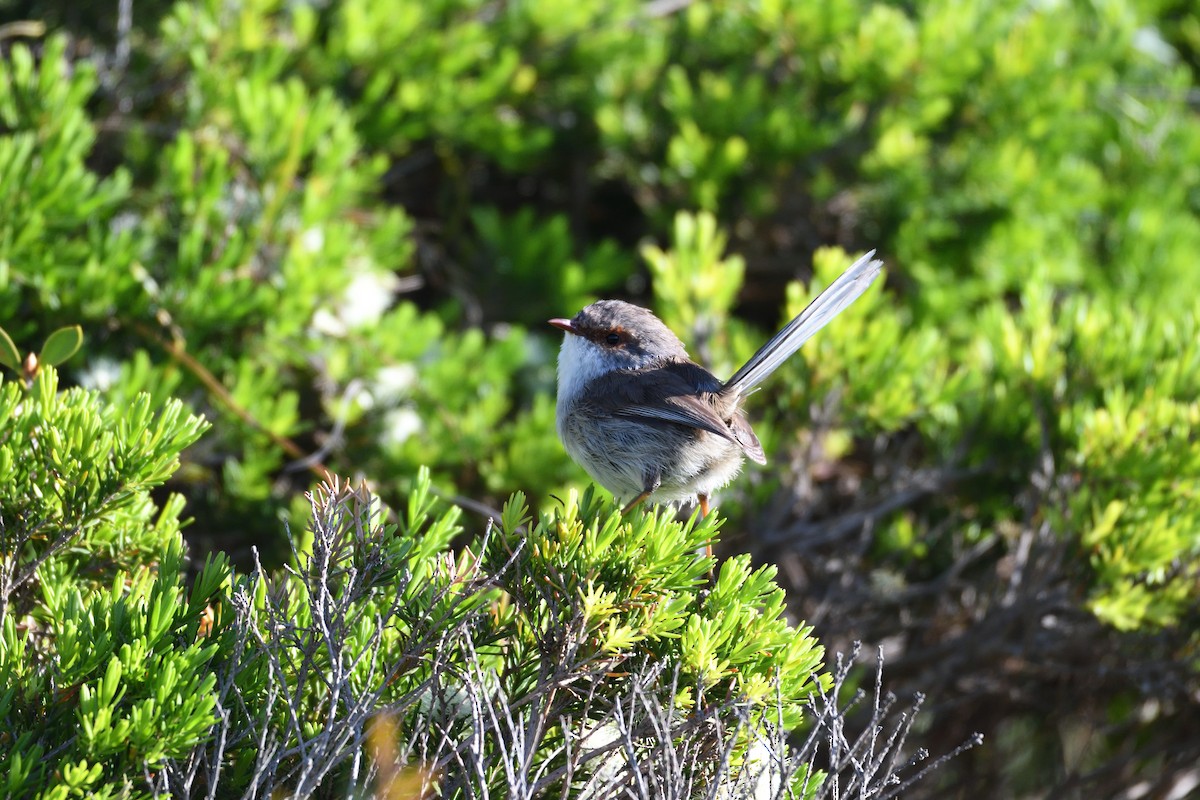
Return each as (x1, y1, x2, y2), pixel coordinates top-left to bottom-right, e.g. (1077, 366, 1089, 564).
(617, 396, 736, 442)
(728, 413, 766, 464)
(583, 361, 746, 448)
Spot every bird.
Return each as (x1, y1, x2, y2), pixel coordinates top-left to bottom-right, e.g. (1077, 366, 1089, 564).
(550, 250, 883, 517)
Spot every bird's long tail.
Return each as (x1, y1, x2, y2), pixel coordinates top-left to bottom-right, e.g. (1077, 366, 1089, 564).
(723, 250, 883, 396)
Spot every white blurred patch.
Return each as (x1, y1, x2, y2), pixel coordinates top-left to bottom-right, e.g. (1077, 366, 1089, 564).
(310, 308, 346, 337)
(78, 357, 124, 392)
(343, 270, 400, 326)
(299, 227, 325, 254)
(381, 406, 423, 446)
(577, 721, 624, 786)
(1133, 27, 1176, 65)
(109, 211, 141, 235)
(371, 363, 419, 405)
(310, 266, 402, 336)
(714, 737, 786, 799)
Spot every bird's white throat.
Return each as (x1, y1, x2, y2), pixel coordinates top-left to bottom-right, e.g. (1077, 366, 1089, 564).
(555, 334, 612, 414)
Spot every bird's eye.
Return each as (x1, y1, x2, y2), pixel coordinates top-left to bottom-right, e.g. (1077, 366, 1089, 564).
(605, 332, 621, 345)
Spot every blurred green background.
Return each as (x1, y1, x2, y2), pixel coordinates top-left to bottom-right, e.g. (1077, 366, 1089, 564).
(1, 0, 1198, 796)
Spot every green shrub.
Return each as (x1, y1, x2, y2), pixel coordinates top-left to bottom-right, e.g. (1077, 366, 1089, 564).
(3, 368, 949, 797)
(0, 368, 217, 796)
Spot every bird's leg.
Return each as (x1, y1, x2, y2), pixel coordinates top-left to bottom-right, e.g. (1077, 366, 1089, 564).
(621, 492, 651, 514)
(621, 473, 661, 515)
(697, 493, 713, 560)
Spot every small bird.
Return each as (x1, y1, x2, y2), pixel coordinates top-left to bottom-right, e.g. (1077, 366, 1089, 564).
(550, 250, 883, 517)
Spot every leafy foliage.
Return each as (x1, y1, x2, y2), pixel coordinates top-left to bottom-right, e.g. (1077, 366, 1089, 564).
(0, 368, 216, 797)
(0, 371, 870, 797)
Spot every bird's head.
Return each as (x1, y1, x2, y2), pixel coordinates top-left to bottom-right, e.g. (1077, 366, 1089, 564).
(549, 300, 688, 401)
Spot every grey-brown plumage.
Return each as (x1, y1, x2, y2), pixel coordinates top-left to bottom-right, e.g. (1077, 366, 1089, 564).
(551, 250, 883, 513)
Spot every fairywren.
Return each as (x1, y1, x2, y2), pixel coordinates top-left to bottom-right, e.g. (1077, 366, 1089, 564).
(550, 250, 883, 516)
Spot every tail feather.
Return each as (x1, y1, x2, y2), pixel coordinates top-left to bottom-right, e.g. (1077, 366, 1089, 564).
(724, 250, 883, 396)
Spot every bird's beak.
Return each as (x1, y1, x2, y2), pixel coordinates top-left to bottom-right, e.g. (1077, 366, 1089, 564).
(548, 318, 576, 334)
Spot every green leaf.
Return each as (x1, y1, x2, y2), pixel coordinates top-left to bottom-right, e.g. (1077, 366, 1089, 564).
(0, 326, 20, 371)
(39, 325, 84, 367)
